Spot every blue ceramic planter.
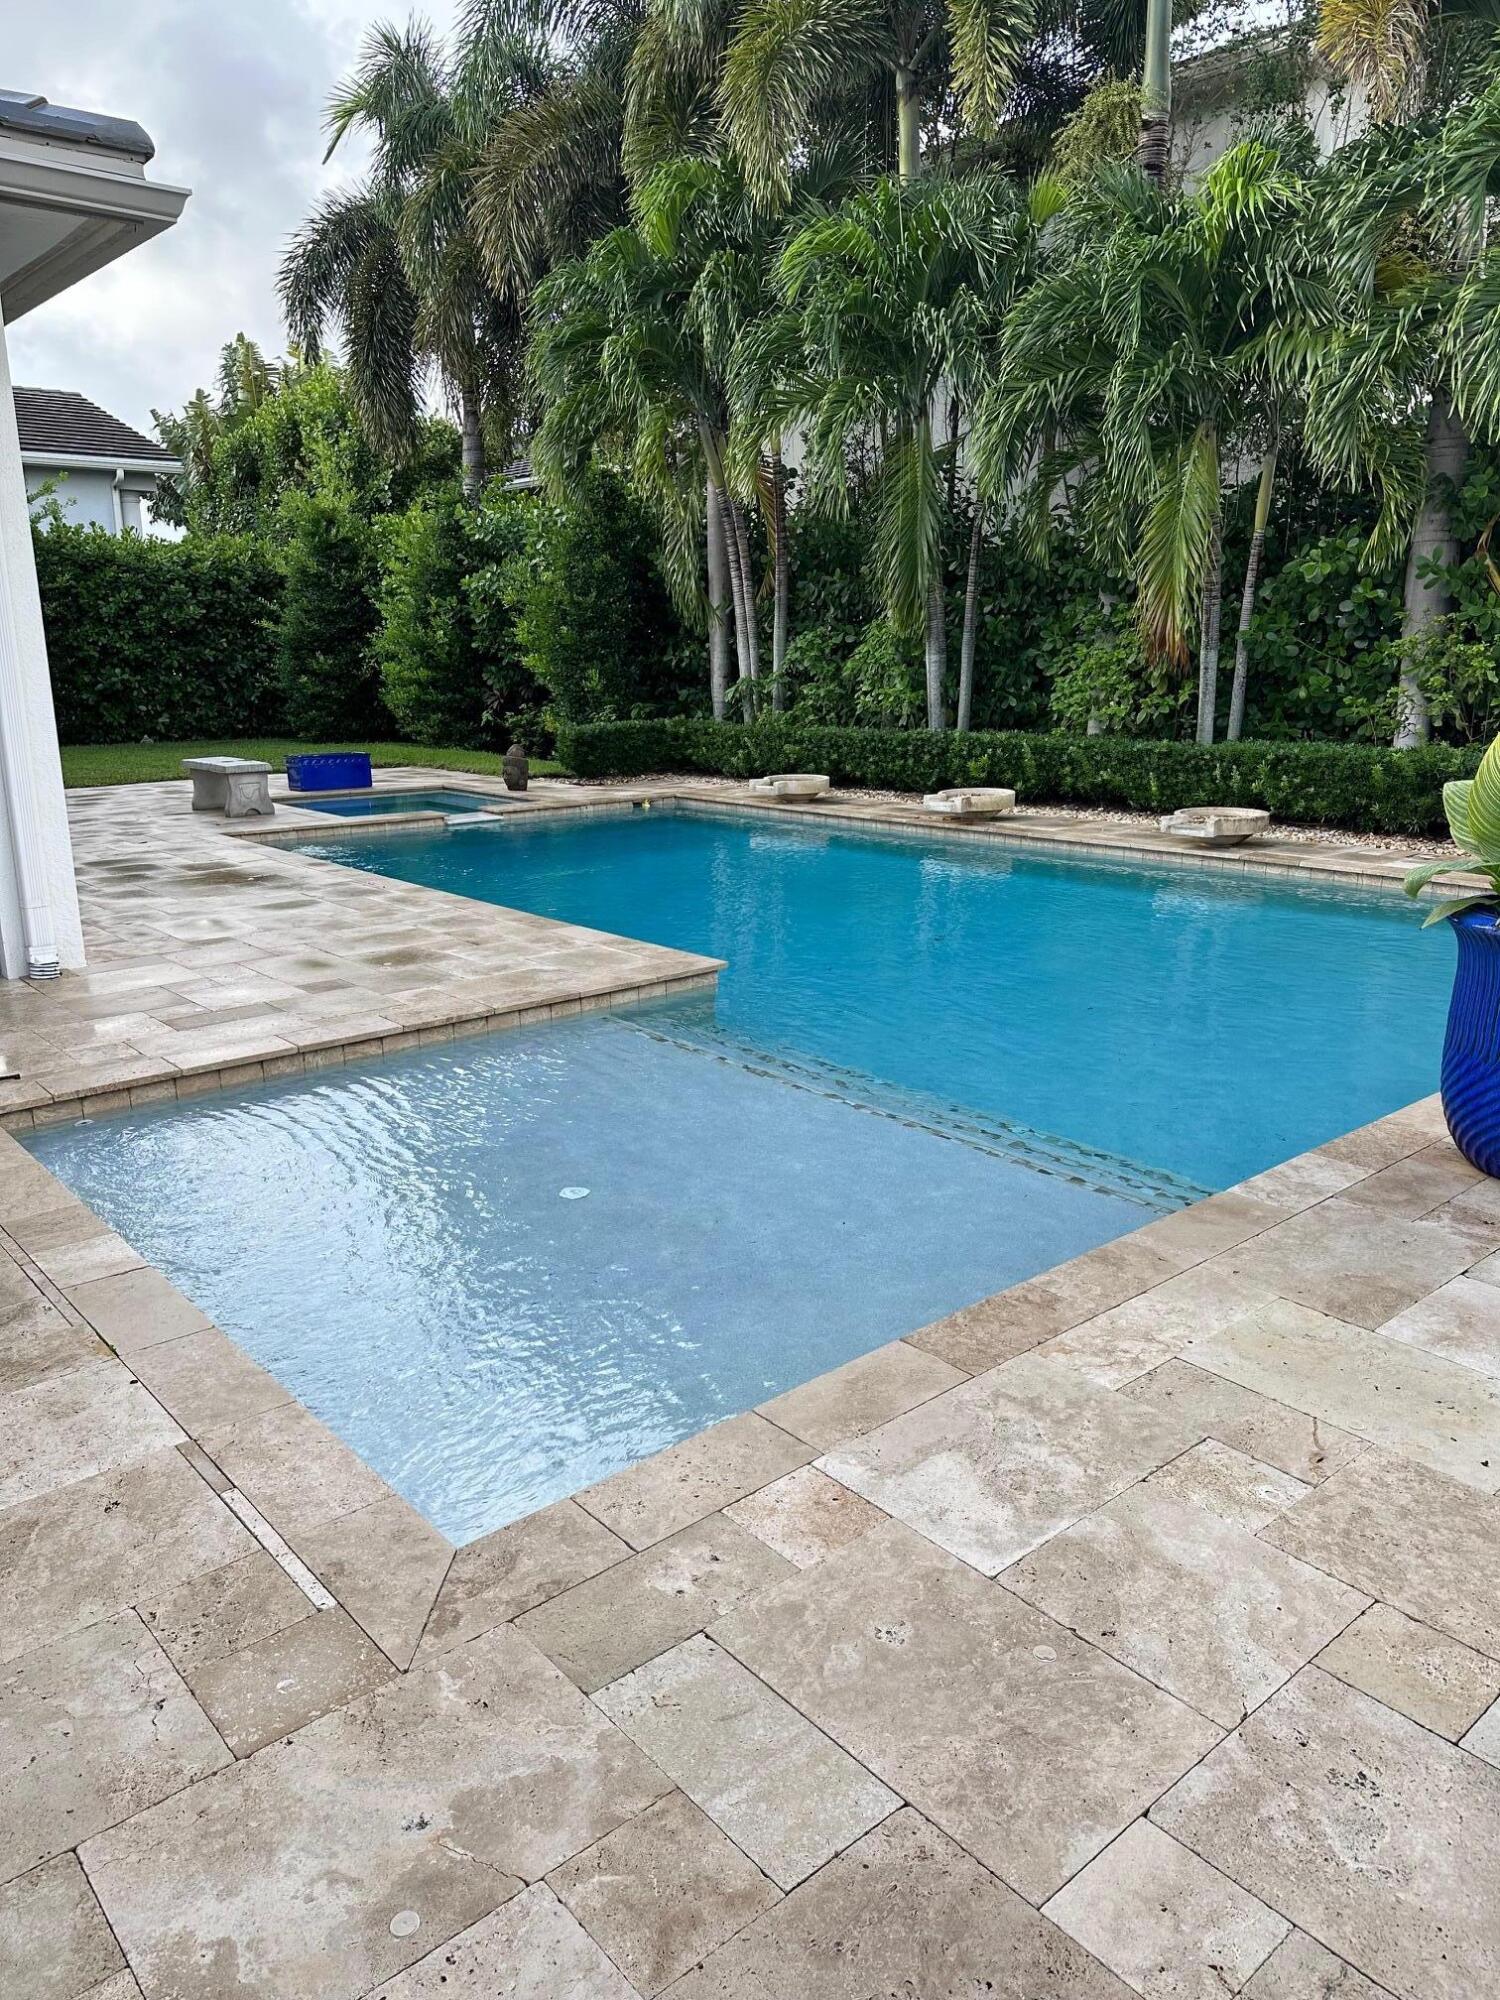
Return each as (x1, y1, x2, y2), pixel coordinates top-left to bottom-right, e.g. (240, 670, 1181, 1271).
(1442, 906, 1500, 1177)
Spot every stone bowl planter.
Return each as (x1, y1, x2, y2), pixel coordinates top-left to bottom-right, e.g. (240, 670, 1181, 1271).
(922, 788, 1016, 819)
(1158, 807, 1270, 847)
(747, 774, 832, 801)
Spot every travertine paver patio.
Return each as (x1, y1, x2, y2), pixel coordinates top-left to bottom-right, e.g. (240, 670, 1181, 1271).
(1, 771, 1499, 1999)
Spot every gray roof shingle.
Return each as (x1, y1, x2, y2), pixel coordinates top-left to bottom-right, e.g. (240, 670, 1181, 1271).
(14, 387, 175, 466)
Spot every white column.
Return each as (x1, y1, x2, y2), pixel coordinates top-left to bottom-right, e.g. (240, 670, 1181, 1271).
(0, 299, 85, 976)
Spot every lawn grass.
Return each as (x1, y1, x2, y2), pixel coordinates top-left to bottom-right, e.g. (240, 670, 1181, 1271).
(60, 740, 566, 789)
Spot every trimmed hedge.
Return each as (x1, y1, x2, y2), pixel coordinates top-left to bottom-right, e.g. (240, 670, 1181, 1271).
(557, 718, 1481, 837)
(35, 524, 284, 742)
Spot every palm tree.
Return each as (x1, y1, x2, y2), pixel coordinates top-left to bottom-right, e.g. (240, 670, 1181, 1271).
(982, 138, 1330, 742)
(530, 162, 768, 713)
(281, 15, 542, 495)
(1301, 59, 1500, 742)
(717, 0, 1038, 201)
(766, 170, 1042, 728)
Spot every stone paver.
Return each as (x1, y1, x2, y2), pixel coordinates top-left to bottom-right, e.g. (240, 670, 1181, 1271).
(1243, 1931, 1393, 1998)
(713, 1520, 1219, 1902)
(198, 1398, 391, 1537)
(549, 1791, 779, 1994)
(183, 1604, 396, 1755)
(1316, 1602, 1500, 1741)
(63, 1266, 212, 1353)
(515, 1514, 793, 1694)
(1004, 1482, 1365, 1726)
(1463, 1697, 1500, 1766)
(123, 1327, 291, 1433)
(0, 1446, 251, 1662)
(595, 1635, 897, 1889)
(0, 1610, 231, 1879)
(1042, 1820, 1289, 1999)
(1213, 1199, 1481, 1331)
(576, 1413, 813, 1549)
(81, 1624, 669, 1998)
(820, 1352, 1198, 1574)
(756, 1339, 965, 1447)
(664, 1808, 1136, 1999)
(1182, 1299, 1500, 1492)
(1144, 1436, 1311, 1531)
(1036, 1262, 1280, 1388)
(0, 1358, 183, 1510)
(294, 1494, 451, 1668)
(722, 1463, 885, 1566)
(1120, 1358, 1365, 1484)
(137, 1548, 318, 1675)
(0, 1297, 104, 1393)
(0, 1853, 126, 1999)
(1377, 1275, 1500, 1383)
(414, 1498, 625, 1661)
(905, 1236, 1179, 1374)
(1154, 1667, 1500, 2000)
(1264, 1450, 1500, 1658)
(365, 1883, 643, 1999)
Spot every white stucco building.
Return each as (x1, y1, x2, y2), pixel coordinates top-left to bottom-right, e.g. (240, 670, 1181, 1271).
(0, 88, 187, 978)
(19, 385, 180, 533)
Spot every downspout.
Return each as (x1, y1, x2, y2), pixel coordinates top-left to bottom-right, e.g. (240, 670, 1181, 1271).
(0, 528, 61, 976)
(111, 467, 125, 536)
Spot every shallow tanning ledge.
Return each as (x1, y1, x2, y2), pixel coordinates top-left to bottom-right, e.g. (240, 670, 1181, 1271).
(922, 788, 1016, 819)
(1158, 807, 1270, 847)
(748, 774, 832, 801)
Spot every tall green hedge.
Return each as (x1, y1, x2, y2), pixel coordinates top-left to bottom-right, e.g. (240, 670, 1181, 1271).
(34, 524, 283, 742)
(557, 718, 1480, 836)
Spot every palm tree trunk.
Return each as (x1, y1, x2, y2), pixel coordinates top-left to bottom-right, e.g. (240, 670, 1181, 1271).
(895, 67, 921, 179)
(1396, 390, 1468, 748)
(1228, 447, 1276, 743)
(957, 508, 983, 733)
(1138, 0, 1171, 183)
(770, 442, 788, 712)
(925, 573, 947, 732)
(459, 386, 485, 499)
(728, 493, 761, 717)
(1196, 511, 1223, 746)
(706, 474, 731, 721)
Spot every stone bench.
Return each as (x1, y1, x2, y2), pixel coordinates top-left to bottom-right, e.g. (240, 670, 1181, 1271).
(182, 757, 275, 818)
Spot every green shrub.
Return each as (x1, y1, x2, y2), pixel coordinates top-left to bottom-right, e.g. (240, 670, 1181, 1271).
(1240, 526, 1403, 739)
(1048, 623, 1188, 737)
(277, 485, 384, 737)
(505, 467, 693, 723)
(375, 483, 544, 747)
(557, 717, 1479, 835)
(33, 523, 283, 742)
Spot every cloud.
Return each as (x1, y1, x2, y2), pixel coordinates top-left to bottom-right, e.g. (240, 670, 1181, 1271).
(5, 0, 457, 434)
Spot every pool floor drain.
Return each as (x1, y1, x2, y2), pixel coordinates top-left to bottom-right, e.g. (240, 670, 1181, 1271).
(559, 1186, 590, 1200)
(390, 1911, 421, 1938)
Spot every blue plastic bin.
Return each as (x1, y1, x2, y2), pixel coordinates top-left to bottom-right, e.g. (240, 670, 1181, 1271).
(285, 752, 373, 793)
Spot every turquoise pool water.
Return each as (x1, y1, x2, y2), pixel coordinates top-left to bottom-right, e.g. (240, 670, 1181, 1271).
(26, 806, 1452, 1543)
(296, 788, 504, 817)
(302, 805, 1451, 1193)
(26, 1011, 1143, 1541)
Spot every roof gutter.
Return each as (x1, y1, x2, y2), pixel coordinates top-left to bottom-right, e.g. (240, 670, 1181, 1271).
(20, 450, 180, 474)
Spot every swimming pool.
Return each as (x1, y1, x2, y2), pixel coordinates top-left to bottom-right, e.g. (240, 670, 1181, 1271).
(26, 804, 1451, 1543)
(301, 804, 1451, 1193)
(294, 788, 506, 817)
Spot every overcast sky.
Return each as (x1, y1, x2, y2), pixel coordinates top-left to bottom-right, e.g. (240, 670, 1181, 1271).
(8, 0, 461, 436)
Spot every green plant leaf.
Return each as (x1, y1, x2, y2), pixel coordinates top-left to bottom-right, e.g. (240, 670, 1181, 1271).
(1467, 735, 1500, 852)
(1421, 894, 1497, 929)
(1443, 779, 1477, 850)
(1403, 855, 1490, 898)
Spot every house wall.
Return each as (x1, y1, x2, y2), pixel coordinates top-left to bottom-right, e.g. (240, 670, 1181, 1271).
(0, 302, 85, 973)
(25, 464, 158, 534)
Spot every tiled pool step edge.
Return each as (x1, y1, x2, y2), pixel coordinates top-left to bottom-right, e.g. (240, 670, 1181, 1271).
(0, 966, 722, 1131)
